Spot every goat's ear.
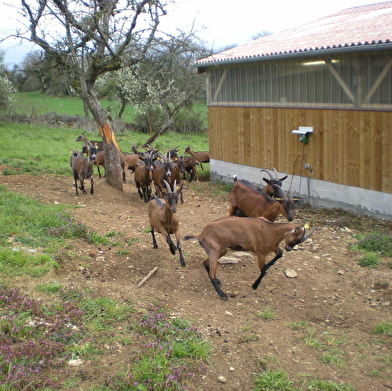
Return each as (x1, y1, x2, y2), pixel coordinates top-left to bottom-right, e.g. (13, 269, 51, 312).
(280, 175, 288, 181)
(263, 178, 271, 184)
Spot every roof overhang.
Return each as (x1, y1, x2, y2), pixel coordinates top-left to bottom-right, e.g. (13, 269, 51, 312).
(196, 42, 392, 73)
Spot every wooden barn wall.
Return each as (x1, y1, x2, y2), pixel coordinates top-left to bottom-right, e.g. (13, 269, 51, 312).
(208, 107, 392, 194)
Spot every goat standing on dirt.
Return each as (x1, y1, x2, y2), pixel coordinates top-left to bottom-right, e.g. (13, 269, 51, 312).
(70, 142, 97, 195)
(229, 176, 294, 221)
(184, 216, 315, 300)
(148, 180, 185, 267)
(168, 156, 185, 203)
(134, 151, 154, 203)
(183, 156, 199, 182)
(120, 150, 141, 183)
(152, 152, 173, 198)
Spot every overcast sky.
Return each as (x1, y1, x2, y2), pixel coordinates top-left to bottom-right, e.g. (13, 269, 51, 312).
(0, 0, 386, 67)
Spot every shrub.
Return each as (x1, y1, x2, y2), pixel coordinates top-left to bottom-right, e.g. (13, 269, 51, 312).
(357, 253, 380, 268)
(356, 230, 392, 257)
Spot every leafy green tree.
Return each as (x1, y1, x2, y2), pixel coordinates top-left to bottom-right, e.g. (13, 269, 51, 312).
(8, 0, 168, 191)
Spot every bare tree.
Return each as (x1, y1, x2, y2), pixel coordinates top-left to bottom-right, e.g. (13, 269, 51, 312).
(8, 0, 168, 191)
(101, 30, 209, 146)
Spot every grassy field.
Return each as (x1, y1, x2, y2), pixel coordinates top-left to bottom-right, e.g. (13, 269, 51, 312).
(0, 120, 210, 179)
(0, 120, 214, 391)
(1, 96, 389, 391)
(10, 91, 208, 128)
(11, 91, 138, 122)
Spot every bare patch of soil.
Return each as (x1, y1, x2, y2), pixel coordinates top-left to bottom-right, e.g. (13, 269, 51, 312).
(1, 173, 392, 390)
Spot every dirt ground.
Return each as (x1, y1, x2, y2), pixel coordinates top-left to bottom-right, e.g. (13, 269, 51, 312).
(1, 172, 392, 391)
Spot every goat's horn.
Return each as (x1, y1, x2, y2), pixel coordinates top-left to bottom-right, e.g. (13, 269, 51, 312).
(303, 227, 316, 241)
(163, 180, 172, 194)
(272, 167, 278, 178)
(260, 169, 273, 179)
(173, 180, 177, 193)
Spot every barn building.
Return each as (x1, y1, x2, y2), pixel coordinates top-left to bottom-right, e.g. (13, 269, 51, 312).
(196, 2, 392, 220)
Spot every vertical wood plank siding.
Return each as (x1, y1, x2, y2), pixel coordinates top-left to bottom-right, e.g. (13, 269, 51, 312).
(208, 107, 392, 193)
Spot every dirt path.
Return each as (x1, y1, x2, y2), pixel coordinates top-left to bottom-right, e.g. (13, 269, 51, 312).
(1, 173, 391, 390)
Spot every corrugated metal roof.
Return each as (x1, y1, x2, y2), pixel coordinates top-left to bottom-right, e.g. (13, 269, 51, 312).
(196, 1, 392, 66)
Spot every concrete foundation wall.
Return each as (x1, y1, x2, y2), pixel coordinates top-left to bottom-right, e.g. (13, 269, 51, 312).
(210, 159, 392, 221)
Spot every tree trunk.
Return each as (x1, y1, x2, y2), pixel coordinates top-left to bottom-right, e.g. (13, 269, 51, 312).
(85, 86, 123, 191)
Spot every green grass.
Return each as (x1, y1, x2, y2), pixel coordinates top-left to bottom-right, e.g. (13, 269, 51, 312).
(0, 285, 210, 391)
(0, 120, 210, 179)
(357, 253, 380, 268)
(256, 306, 276, 320)
(373, 322, 392, 336)
(0, 184, 114, 278)
(355, 230, 392, 256)
(11, 91, 137, 123)
(253, 370, 294, 391)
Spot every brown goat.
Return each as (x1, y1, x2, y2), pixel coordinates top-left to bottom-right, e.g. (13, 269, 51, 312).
(229, 177, 294, 221)
(235, 176, 287, 200)
(184, 146, 209, 170)
(183, 156, 199, 182)
(120, 151, 141, 183)
(148, 180, 185, 267)
(76, 131, 103, 151)
(93, 150, 105, 178)
(168, 156, 185, 203)
(81, 144, 105, 178)
(184, 216, 315, 300)
(168, 147, 196, 184)
(152, 152, 173, 198)
(70, 142, 97, 195)
(134, 151, 154, 203)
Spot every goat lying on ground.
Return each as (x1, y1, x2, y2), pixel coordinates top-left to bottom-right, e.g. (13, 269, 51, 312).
(148, 180, 185, 267)
(184, 146, 209, 170)
(229, 176, 294, 221)
(184, 216, 315, 300)
(70, 142, 97, 195)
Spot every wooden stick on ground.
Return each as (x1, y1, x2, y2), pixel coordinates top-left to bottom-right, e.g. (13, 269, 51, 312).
(138, 266, 158, 287)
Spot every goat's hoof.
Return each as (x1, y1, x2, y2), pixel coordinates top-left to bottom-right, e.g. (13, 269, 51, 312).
(219, 294, 228, 301)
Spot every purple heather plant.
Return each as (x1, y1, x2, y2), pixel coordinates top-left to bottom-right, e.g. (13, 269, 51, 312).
(104, 304, 207, 391)
(0, 285, 84, 391)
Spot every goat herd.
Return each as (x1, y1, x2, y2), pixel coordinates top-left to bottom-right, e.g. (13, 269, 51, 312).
(70, 133, 315, 300)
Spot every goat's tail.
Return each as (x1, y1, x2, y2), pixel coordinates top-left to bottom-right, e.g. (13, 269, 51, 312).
(233, 175, 238, 182)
